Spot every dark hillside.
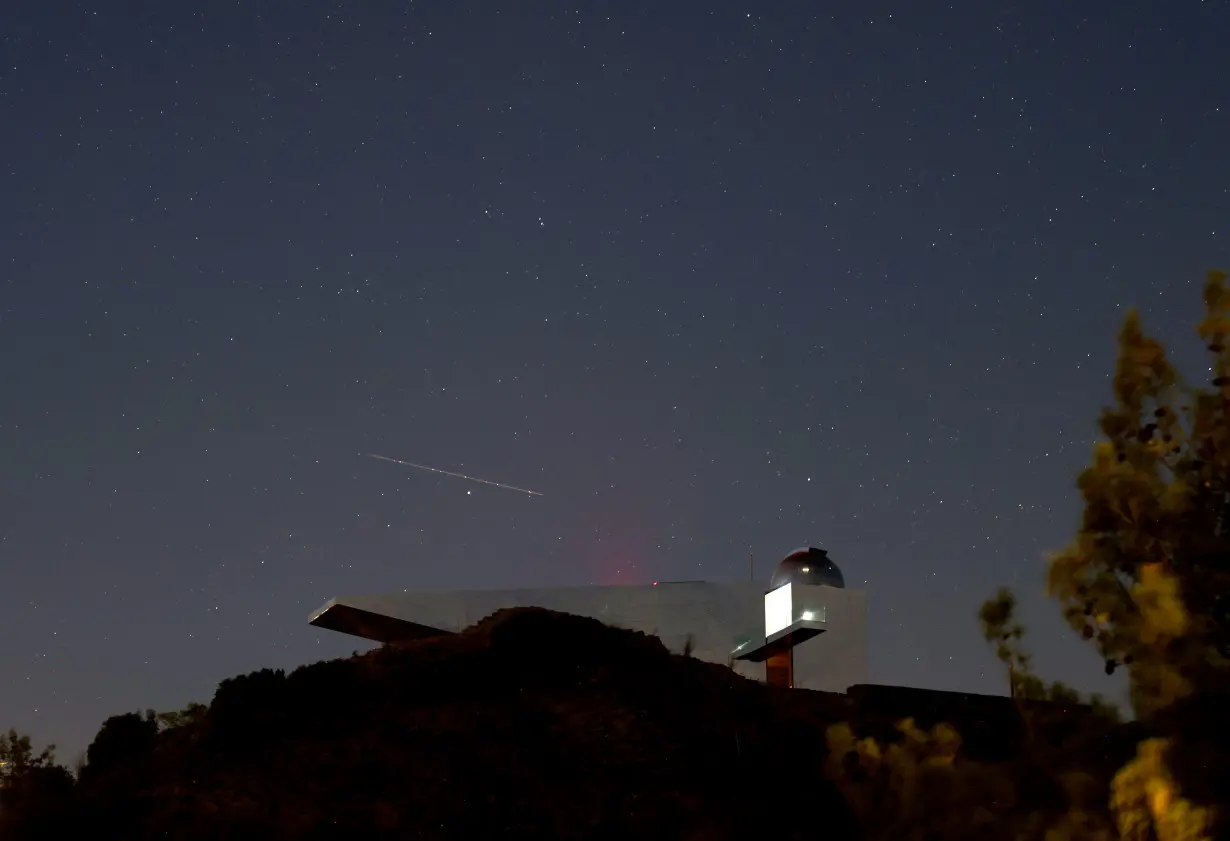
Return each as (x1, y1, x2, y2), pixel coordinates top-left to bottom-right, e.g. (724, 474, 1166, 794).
(48, 608, 862, 841)
(3, 608, 1148, 841)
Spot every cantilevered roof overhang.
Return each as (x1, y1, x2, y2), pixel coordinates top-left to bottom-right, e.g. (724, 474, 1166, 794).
(730, 618, 826, 663)
(309, 598, 453, 644)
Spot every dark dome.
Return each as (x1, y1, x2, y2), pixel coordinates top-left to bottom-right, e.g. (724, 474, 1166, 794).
(768, 547, 845, 590)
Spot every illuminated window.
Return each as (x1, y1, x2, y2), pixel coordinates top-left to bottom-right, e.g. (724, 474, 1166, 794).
(765, 583, 792, 637)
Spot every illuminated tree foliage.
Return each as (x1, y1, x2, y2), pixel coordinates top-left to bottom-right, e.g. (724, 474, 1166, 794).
(822, 713, 1125, 841)
(824, 718, 1000, 841)
(1048, 273, 1230, 716)
(983, 269, 1230, 841)
(1111, 737, 1216, 841)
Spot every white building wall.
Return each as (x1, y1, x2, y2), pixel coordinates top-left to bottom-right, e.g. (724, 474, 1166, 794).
(791, 586, 869, 693)
(322, 581, 868, 693)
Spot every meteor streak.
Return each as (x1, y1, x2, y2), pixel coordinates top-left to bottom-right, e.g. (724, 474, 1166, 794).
(367, 453, 543, 497)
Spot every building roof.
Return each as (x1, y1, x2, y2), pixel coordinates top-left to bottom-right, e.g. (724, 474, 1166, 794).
(309, 598, 452, 644)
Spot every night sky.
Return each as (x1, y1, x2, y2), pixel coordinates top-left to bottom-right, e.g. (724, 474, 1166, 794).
(3, 0, 1228, 760)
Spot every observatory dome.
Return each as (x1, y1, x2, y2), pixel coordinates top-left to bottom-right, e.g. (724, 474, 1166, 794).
(768, 547, 845, 590)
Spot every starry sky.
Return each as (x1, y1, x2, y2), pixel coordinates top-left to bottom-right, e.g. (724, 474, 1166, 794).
(2, 0, 1228, 760)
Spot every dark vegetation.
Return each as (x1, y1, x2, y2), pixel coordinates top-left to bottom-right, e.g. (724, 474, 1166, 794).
(0, 607, 1144, 841)
(2, 609, 862, 841)
(4, 270, 1229, 840)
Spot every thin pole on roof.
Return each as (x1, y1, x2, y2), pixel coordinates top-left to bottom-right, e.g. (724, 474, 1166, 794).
(749, 552, 754, 582)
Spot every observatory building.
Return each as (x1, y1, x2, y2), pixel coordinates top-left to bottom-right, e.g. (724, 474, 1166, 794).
(309, 547, 869, 692)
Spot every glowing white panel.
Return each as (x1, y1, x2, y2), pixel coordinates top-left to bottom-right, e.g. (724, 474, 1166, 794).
(764, 583, 793, 637)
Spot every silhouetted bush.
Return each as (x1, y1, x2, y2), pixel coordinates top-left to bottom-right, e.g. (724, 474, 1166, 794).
(207, 667, 288, 753)
(81, 712, 158, 783)
(0, 763, 79, 840)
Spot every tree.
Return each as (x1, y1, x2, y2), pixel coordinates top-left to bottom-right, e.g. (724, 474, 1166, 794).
(0, 730, 79, 840)
(155, 701, 207, 731)
(978, 588, 1118, 719)
(1047, 273, 1230, 716)
(80, 711, 159, 783)
(983, 269, 1230, 841)
(0, 730, 56, 782)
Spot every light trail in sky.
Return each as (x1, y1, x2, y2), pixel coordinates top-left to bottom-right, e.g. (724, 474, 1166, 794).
(367, 453, 544, 497)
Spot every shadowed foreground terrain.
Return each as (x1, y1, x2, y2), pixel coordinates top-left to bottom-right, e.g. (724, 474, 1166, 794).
(3, 607, 1157, 841)
(7, 609, 866, 841)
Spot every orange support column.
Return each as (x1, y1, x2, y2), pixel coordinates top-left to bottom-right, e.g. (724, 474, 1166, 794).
(766, 648, 794, 688)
